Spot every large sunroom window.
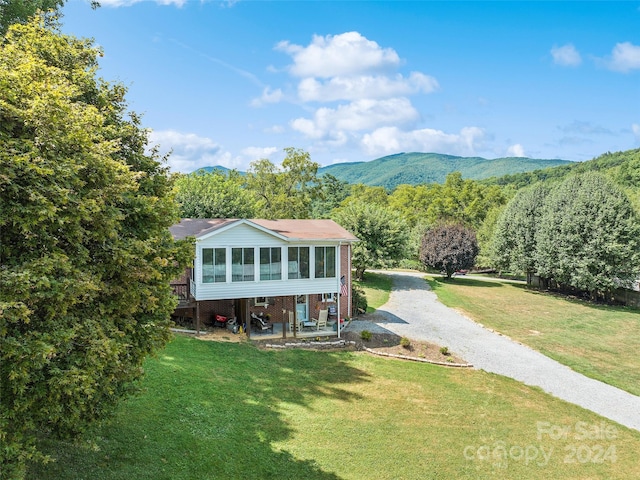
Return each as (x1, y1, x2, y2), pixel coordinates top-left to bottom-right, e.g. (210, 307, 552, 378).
(202, 248, 226, 283)
(232, 247, 255, 282)
(260, 247, 282, 280)
(314, 246, 336, 278)
(288, 246, 309, 279)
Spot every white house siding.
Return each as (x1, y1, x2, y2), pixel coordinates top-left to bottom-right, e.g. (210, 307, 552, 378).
(193, 223, 343, 301)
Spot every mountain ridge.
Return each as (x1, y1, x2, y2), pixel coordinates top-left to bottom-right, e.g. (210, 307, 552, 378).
(317, 152, 572, 189)
(196, 152, 573, 190)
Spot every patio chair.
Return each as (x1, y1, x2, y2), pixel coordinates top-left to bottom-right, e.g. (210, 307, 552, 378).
(313, 309, 328, 331)
(251, 312, 273, 334)
(288, 310, 301, 332)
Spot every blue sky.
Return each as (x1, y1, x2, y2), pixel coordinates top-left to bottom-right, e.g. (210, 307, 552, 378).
(61, 1, 640, 173)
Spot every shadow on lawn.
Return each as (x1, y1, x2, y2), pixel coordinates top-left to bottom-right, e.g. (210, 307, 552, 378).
(28, 334, 369, 480)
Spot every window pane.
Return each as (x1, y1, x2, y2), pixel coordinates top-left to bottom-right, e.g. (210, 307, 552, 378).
(244, 248, 254, 281)
(260, 248, 269, 281)
(300, 247, 309, 279)
(215, 248, 226, 282)
(326, 247, 336, 278)
(202, 248, 214, 283)
(203, 266, 214, 283)
(271, 248, 281, 280)
(288, 247, 298, 278)
(214, 263, 225, 283)
(315, 247, 325, 278)
(232, 248, 243, 281)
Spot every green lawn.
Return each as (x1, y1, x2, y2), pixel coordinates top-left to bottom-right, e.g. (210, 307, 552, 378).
(29, 334, 640, 479)
(426, 275, 640, 396)
(354, 272, 392, 311)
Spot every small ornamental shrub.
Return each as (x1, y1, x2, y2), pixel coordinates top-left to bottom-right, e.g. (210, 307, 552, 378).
(352, 286, 368, 315)
(440, 346, 450, 356)
(360, 330, 372, 341)
(400, 337, 411, 349)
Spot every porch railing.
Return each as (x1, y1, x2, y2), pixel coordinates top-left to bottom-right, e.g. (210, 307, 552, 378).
(190, 278, 196, 300)
(171, 282, 194, 308)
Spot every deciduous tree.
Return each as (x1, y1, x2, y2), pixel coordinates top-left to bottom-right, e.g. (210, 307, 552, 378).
(0, 18, 192, 478)
(174, 170, 256, 218)
(0, 0, 64, 34)
(420, 223, 479, 279)
(490, 183, 549, 282)
(332, 201, 408, 280)
(535, 173, 640, 297)
(245, 147, 319, 219)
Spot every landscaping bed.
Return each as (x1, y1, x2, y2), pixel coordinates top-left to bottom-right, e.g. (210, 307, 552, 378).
(341, 330, 469, 365)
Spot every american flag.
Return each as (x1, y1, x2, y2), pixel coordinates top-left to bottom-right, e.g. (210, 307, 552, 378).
(340, 275, 348, 296)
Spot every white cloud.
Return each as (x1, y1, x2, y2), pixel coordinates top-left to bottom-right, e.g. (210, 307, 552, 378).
(506, 144, 527, 157)
(149, 130, 241, 173)
(241, 146, 279, 161)
(551, 44, 582, 67)
(277, 31, 401, 78)
(251, 87, 284, 107)
(606, 42, 640, 72)
(633, 123, 640, 143)
(361, 126, 485, 157)
(291, 98, 419, 140)
(298, 72, 438, 102)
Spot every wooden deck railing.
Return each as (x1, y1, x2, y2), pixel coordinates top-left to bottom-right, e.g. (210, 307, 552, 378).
(171, 283, 192, 307)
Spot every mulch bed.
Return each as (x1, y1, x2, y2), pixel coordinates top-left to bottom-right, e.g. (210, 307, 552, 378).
(341, 331, 469, 366)
(186, 325, 470, 366)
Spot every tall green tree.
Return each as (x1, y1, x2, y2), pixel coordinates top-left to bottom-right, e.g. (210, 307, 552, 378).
(490, 183, 549, 282)
(426, 172, 506, 228)
(388, 184, 433, 228)
(310, 173, 351, 218)
(0, 0, 64, 34)
(387, 174, 506, 230)
(332, 201, 408, 280)
(174, 170, 256, 218)
(341, 184, 389, 208)
(0, 18, 192, 478)
(535, 172, 640, 297)
(245, 147, 319, 219)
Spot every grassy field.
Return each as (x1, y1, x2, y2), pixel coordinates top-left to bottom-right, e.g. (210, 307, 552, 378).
(29, 334, 640, 479)
(426, 275, 640, 397)
(354, 272, 392, 311)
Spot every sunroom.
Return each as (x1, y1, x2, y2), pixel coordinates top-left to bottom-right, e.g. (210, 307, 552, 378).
(169, 218, 357, 339)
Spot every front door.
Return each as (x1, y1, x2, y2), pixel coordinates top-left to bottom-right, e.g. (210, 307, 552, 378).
(296, 295, 308, 322)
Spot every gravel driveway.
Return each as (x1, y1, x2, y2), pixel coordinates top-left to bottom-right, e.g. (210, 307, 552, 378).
(344, 270, 640, 432)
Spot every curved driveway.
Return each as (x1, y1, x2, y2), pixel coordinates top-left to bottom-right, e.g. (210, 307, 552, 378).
(350, 271, 640, 432)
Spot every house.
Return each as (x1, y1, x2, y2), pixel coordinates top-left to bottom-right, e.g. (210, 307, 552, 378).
(169, 218, 358, 339)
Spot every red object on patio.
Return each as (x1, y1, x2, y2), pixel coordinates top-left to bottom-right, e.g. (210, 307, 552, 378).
(213, 314, 228, 328)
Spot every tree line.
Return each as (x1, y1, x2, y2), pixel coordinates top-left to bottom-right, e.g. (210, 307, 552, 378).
(173, 149, 640, 292)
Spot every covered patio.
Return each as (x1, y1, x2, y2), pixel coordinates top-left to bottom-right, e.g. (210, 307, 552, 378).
(170, 288, 348, 340)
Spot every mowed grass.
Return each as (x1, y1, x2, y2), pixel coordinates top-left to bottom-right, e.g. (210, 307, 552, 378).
(426, 275, 640, 396)
(354, 271, 392, 311)
(29, 334, 640, 480)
